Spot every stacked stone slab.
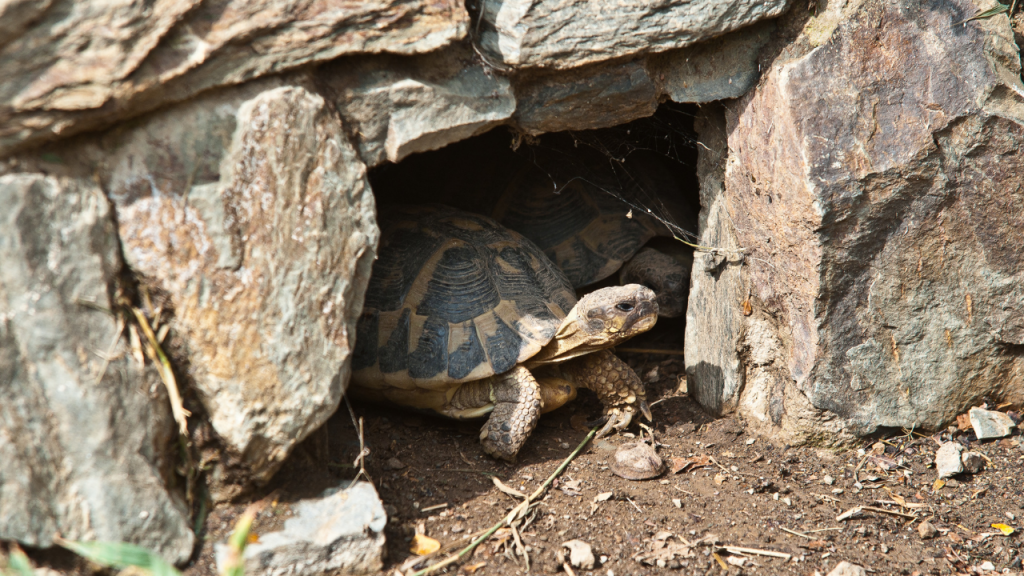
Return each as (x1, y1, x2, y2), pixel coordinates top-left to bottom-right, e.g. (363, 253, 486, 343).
(685, 0, 1024, 443)
(0, 0, 793, 565)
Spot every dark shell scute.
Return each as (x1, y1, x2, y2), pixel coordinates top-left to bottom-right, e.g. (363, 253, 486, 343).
(416, 245, 501, 324)
(408, 315, 449, 379)
(486, 312, 523, 374)
(352, 310, 379, 371)
(365, 228, 443, 312)
(448, 321, 486, 380)
(378, 308, 411, 374)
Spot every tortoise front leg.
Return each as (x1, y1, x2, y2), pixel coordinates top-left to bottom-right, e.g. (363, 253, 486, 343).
(447, 365, 542, 462)
(563, 349, 651, 437)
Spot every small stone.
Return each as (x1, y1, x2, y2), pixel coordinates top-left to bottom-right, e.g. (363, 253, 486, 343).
(979, 560, 995, 571)
(918, 521, 938, 539)
(451, 522, 465, 534)
(961, 451, 985, 474)
(935, 442, 964, 479)
(827, 561, 867, 576)
(672, 498, 682, 508)
(383, 457, 406, 471)
(946, 478, 960, 488)
(562, 540, 596, 570)
(880, 543, 889, 554)
(215, 481, 386, 575)
(969, 407, 1015, 440)
(782, 497, 793, 506)
(610, 442, 664, 480)
(823, 475, 835, 486)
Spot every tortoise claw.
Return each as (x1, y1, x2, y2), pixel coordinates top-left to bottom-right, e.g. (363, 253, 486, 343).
(639, 398, 652, 422)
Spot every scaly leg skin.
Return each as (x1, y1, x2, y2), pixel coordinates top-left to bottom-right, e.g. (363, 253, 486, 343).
(473, 365, 542, 462)
(563, 349, 651, 437)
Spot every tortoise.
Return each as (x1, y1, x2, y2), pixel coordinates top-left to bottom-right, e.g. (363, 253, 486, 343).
(488, 150, 696, 318)
(350, 205, 658, 461)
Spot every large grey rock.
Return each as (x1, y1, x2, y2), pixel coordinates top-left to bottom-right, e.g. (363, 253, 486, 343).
(650, 22, 773, 104)
(478, 0, 791, 70)
(511, 58, 656, 135)
(105, 82, 378, 497)
(969, 407, 1015, 439)
(0, 0, 468, 156)
(216, 482, 386, 576)
(0, 175, 194, 564)
(323, 45, 515, 166)
(686, 0, 1024, 441)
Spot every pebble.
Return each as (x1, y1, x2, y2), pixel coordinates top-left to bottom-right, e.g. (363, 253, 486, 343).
(969, 407, 1015, 439)
(827, 561, 867, 576)
(979, 560, 996, 571)
(672, 498, 682, 508)
(918, 521, 938, 539)
(383, 457, 406, 471)
(610, 441, 664, 480)
(782, 497, 793, 506)
(961, 451, 985, 474)
(562, 540, 596, 570)
(823, 475, 835, 486)
(935, 442, 964, 479)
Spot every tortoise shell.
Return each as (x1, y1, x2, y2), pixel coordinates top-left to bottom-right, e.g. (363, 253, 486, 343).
(489, 151, 681, 288)
(351, 205, 577, 390)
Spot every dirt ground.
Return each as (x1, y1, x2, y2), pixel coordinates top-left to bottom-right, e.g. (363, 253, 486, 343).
(177, 348, 1024, 576)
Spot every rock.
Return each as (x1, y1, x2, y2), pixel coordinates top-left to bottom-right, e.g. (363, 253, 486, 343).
(936, 443, 965, 479)
(610, 441, 665, 480)
(103, 82, 379, 497)
(918, 521, 938, 539)
(0, 175, 194, 563)
(323, 45, 515, 166)
(383, 457, 407, 471)
(969, 408, 1016, 440)
(512, 58, 656, 136)
(216, 481, 386, 576)
(685, 0, 1024, 441)
(561, 540, 596, 570)
(0, 0, 469, 155)
(961, 451, 985, 474)
(477, 0, 791, 70)
(650, 21, 774, 103)
(827, 561, 867, 576)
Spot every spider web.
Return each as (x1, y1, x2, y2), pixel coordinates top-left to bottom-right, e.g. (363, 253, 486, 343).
(506, 102, 703, 245)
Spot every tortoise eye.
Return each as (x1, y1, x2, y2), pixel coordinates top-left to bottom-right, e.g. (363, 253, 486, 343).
(616, 302, 635, 312)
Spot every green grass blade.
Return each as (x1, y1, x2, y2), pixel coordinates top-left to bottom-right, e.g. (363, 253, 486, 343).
(55, 539, 181, 576)
(220, 509, 256, 576)
(6, 545, 35, 576)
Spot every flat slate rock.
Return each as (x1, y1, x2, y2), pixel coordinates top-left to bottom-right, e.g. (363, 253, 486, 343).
(216, 481, 387, 576)
(969, 408, 1015, 440)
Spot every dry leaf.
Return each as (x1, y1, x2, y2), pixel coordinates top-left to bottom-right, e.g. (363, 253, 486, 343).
(955, 412, 972, 431)
(464, 561, 487, 573)
(594, 492, 613, 502)
(741, 299, 752, 316)
(410, 534, 440, 556)
(991, 523, 1015, 536)
(933, 479, 946, 491)
(670, 454, 711, 474)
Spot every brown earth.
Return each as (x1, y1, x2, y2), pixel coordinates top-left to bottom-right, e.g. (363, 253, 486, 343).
(184, 349, 1024, 576)
(11, 348, 1021, 576)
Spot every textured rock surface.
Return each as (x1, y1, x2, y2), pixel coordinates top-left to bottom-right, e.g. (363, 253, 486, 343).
(323, 45, 514, 166)
(969, 407, 1016, 439)
(0, 175, 194, 563)
(478, 0, 791, 70)
(106, 82, 378, 494)
(961, 450, 985, 474)
(0, 0, 468, 155)
(936, 442, 964, 479)
(650, 22, 773, 103)
(215, 482, 386, 576)
(512, 59, 656, 135)
(687, 0, 1024, 441)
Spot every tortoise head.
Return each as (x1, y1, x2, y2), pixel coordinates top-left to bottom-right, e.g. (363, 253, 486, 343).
(533, 284, 657, 363)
